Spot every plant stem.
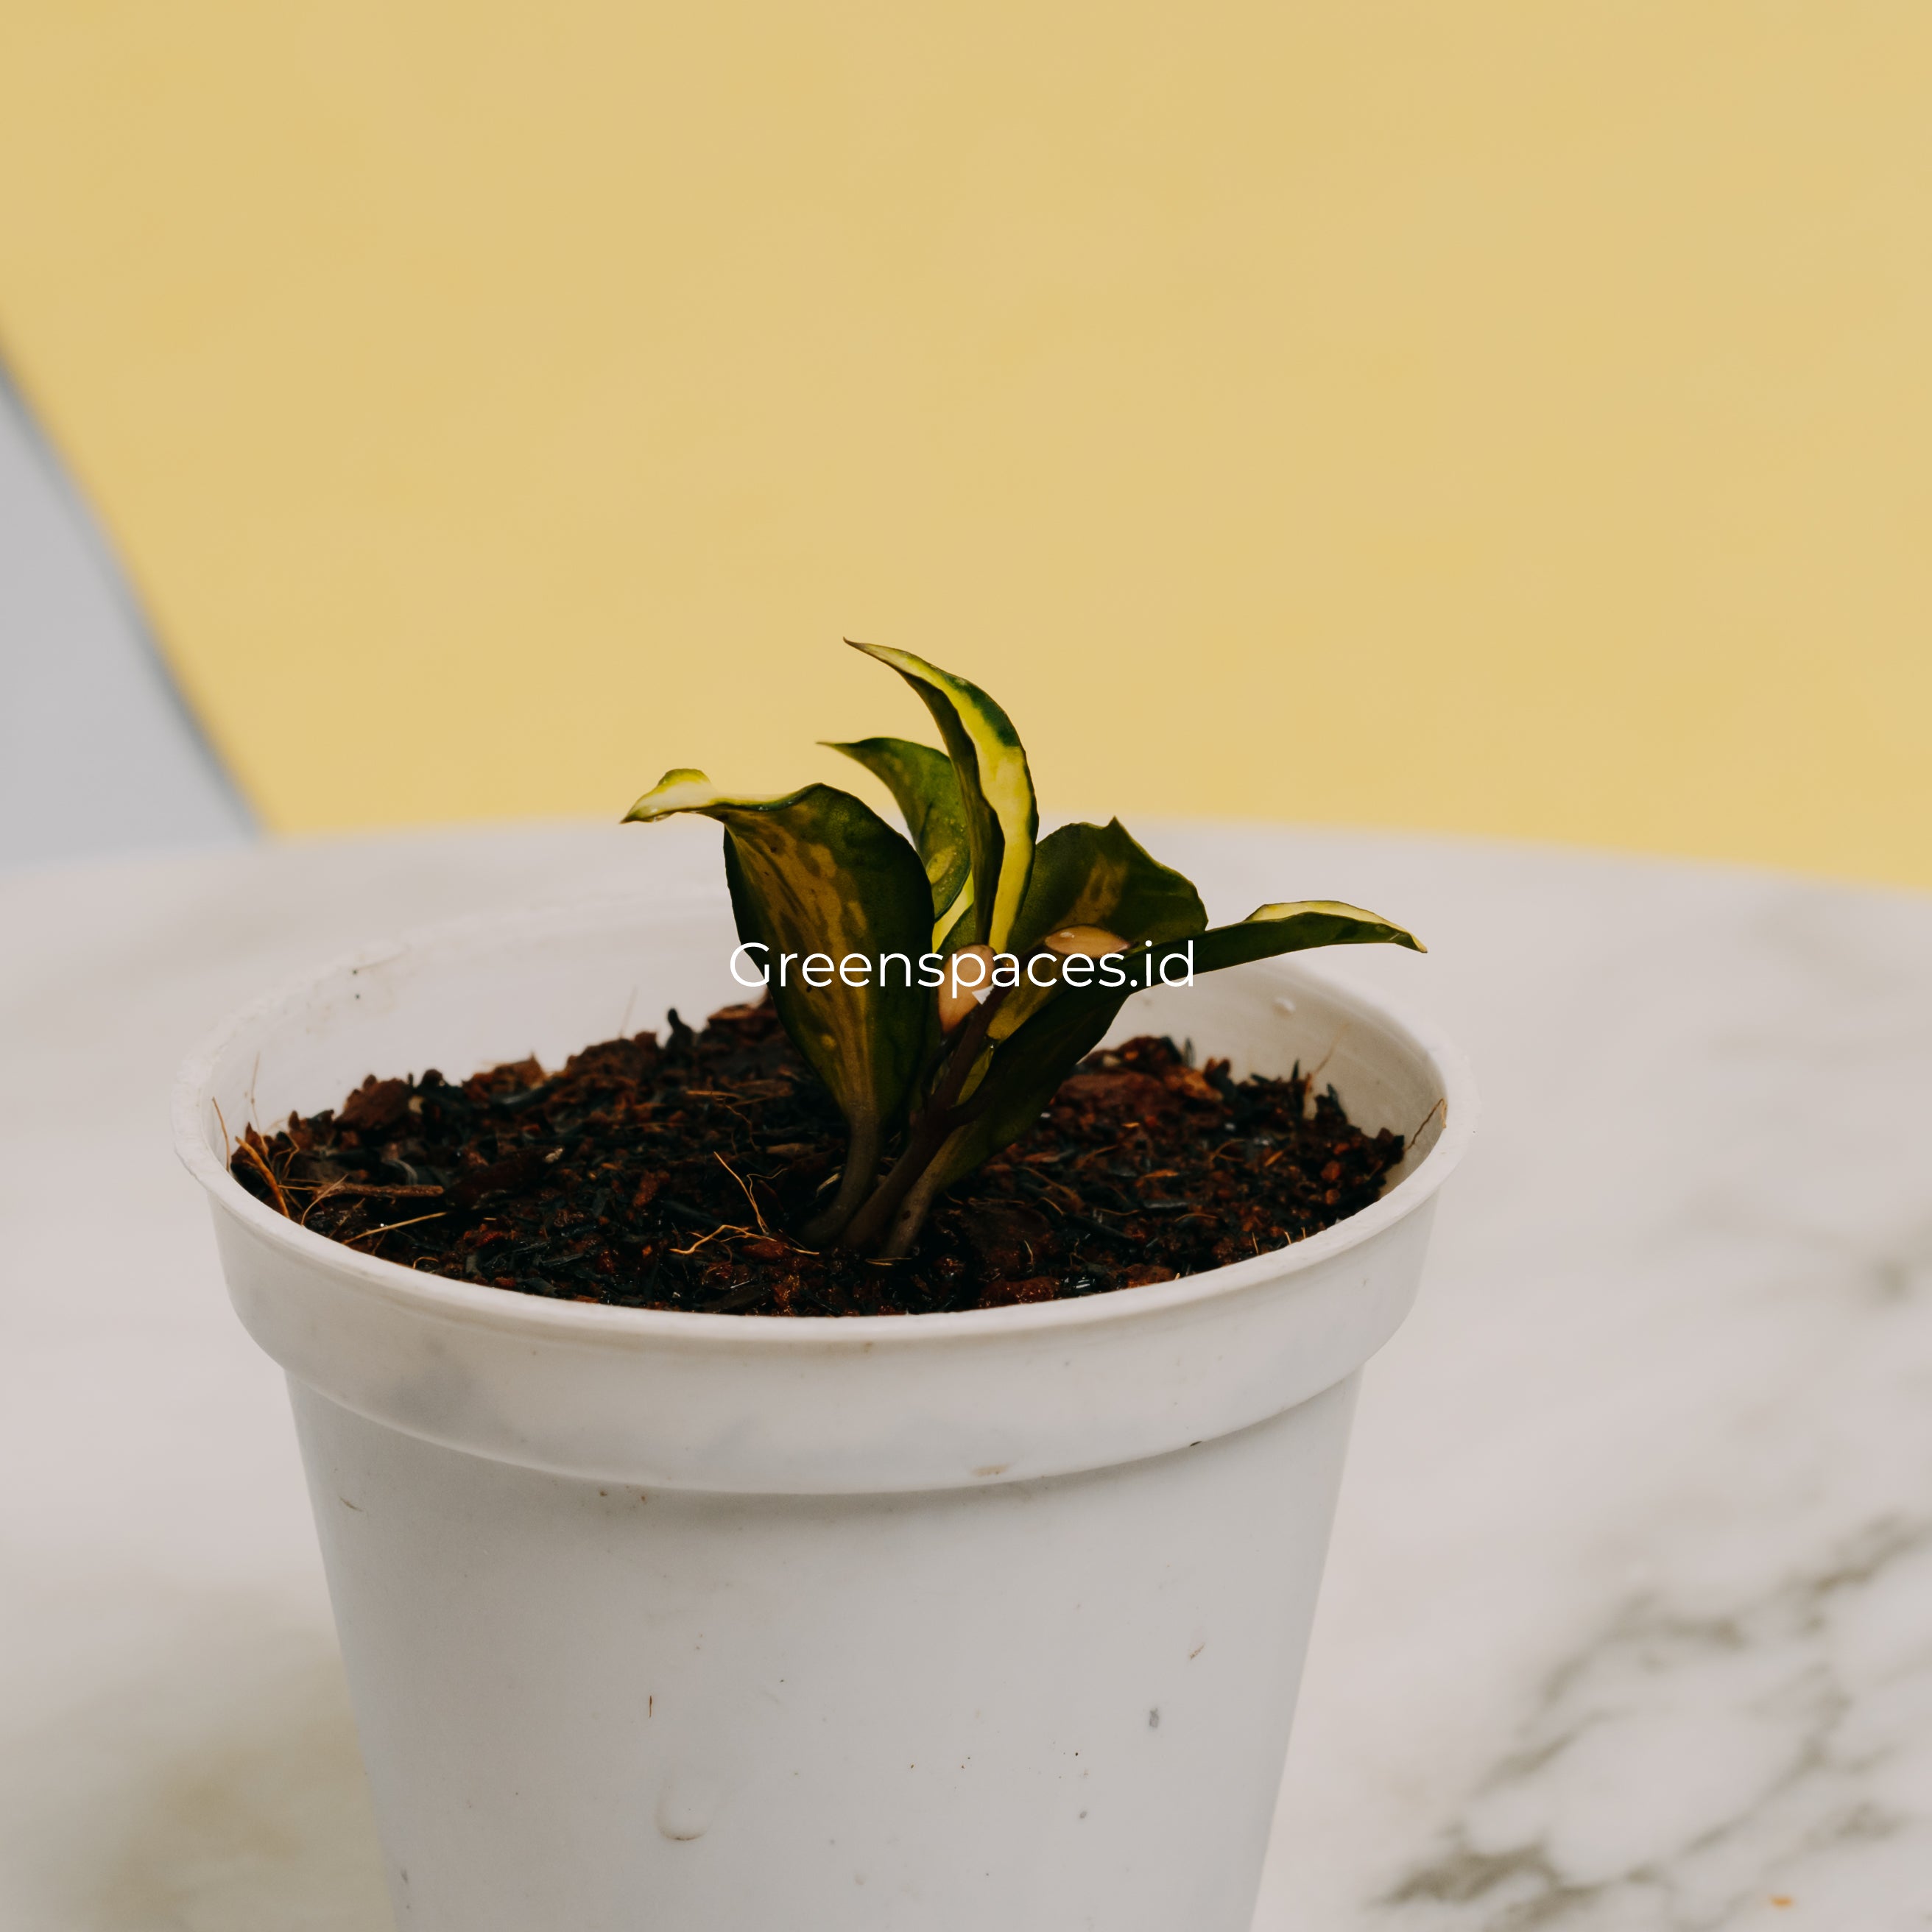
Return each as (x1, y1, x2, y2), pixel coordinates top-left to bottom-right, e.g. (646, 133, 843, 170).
(878, 1130, 967, 1258)
(799, 1114, 881, 1246)
(836, 984, 1010, 1255)
(836, 1110, 947, 1255)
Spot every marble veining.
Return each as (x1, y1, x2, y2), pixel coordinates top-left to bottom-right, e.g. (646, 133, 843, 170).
(4, 822, 1929, 1929)
(1389, 1512, 1932, 1927)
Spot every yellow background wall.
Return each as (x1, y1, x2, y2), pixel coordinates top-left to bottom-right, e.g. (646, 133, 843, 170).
(2, 4, 1928, 885)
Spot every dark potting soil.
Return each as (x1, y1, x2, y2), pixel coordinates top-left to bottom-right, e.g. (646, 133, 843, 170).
(228, 1000, 1409, 1317)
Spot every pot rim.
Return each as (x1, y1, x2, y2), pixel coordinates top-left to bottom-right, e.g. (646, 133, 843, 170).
(173, 889, 1478, 1354)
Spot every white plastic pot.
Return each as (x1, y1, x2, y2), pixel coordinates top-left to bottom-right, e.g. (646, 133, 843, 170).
(175, 893, 1474, 1931)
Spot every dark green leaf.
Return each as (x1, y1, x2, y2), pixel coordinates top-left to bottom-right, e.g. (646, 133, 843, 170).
(985, 819, 1205, 1042)
(926, 898, 1420, 1191)
(1010, 818, 1207, 952)
(623, 770, 935, 1137)
(825, 736, 973, 943)
(1164, 900, 1424, 974)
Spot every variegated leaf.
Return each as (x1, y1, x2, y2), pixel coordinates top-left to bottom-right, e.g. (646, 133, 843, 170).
(1171, 900, 1423, 973)
(825, 736, 974, 945)
(1011, 817, 1206, 951)
(984, 817, 1206, 1040)
(847, 641, 1037, 952)
(623, 769, 934, 1145)
(926, 898, 1421, 1191)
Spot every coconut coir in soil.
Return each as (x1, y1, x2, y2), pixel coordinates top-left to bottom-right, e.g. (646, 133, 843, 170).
(228, 999, 1407, 1316)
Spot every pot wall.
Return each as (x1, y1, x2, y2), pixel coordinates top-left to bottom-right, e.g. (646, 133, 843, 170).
(295, 1373, 1358, 1932)
(177, 893, 1475, 1930)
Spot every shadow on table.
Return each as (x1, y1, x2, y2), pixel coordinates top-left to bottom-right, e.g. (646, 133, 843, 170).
(94, 1657, 387, 1932)
(12, 1598, 390, 1932)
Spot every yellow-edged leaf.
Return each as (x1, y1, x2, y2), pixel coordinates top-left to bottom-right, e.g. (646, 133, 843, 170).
(927, 898, 1421, 1191)
(624, 769, 934, 1137)
(847, 642, 1037, 952)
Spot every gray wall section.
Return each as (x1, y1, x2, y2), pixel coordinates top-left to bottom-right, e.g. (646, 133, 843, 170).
(0, 362, 254, 867)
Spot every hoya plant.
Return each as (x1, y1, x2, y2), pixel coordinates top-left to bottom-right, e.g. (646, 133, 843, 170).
(626, 643, 1420, 1258)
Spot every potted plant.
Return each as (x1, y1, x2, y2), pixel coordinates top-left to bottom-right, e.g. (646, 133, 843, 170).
(176, 644, 1474, 1931)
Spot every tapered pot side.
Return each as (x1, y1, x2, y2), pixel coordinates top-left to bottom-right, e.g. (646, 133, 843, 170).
(175, 892, 1475, 1931)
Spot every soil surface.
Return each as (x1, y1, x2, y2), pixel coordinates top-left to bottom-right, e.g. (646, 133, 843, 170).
(229, 1000, 1408, 1316)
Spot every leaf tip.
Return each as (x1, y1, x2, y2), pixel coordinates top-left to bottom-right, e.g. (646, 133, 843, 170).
(845, 637, 906, 676)
(624, 768, 713, 822)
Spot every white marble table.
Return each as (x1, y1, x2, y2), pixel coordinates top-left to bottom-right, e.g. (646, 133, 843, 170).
(4, 823, 1930, 1931)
